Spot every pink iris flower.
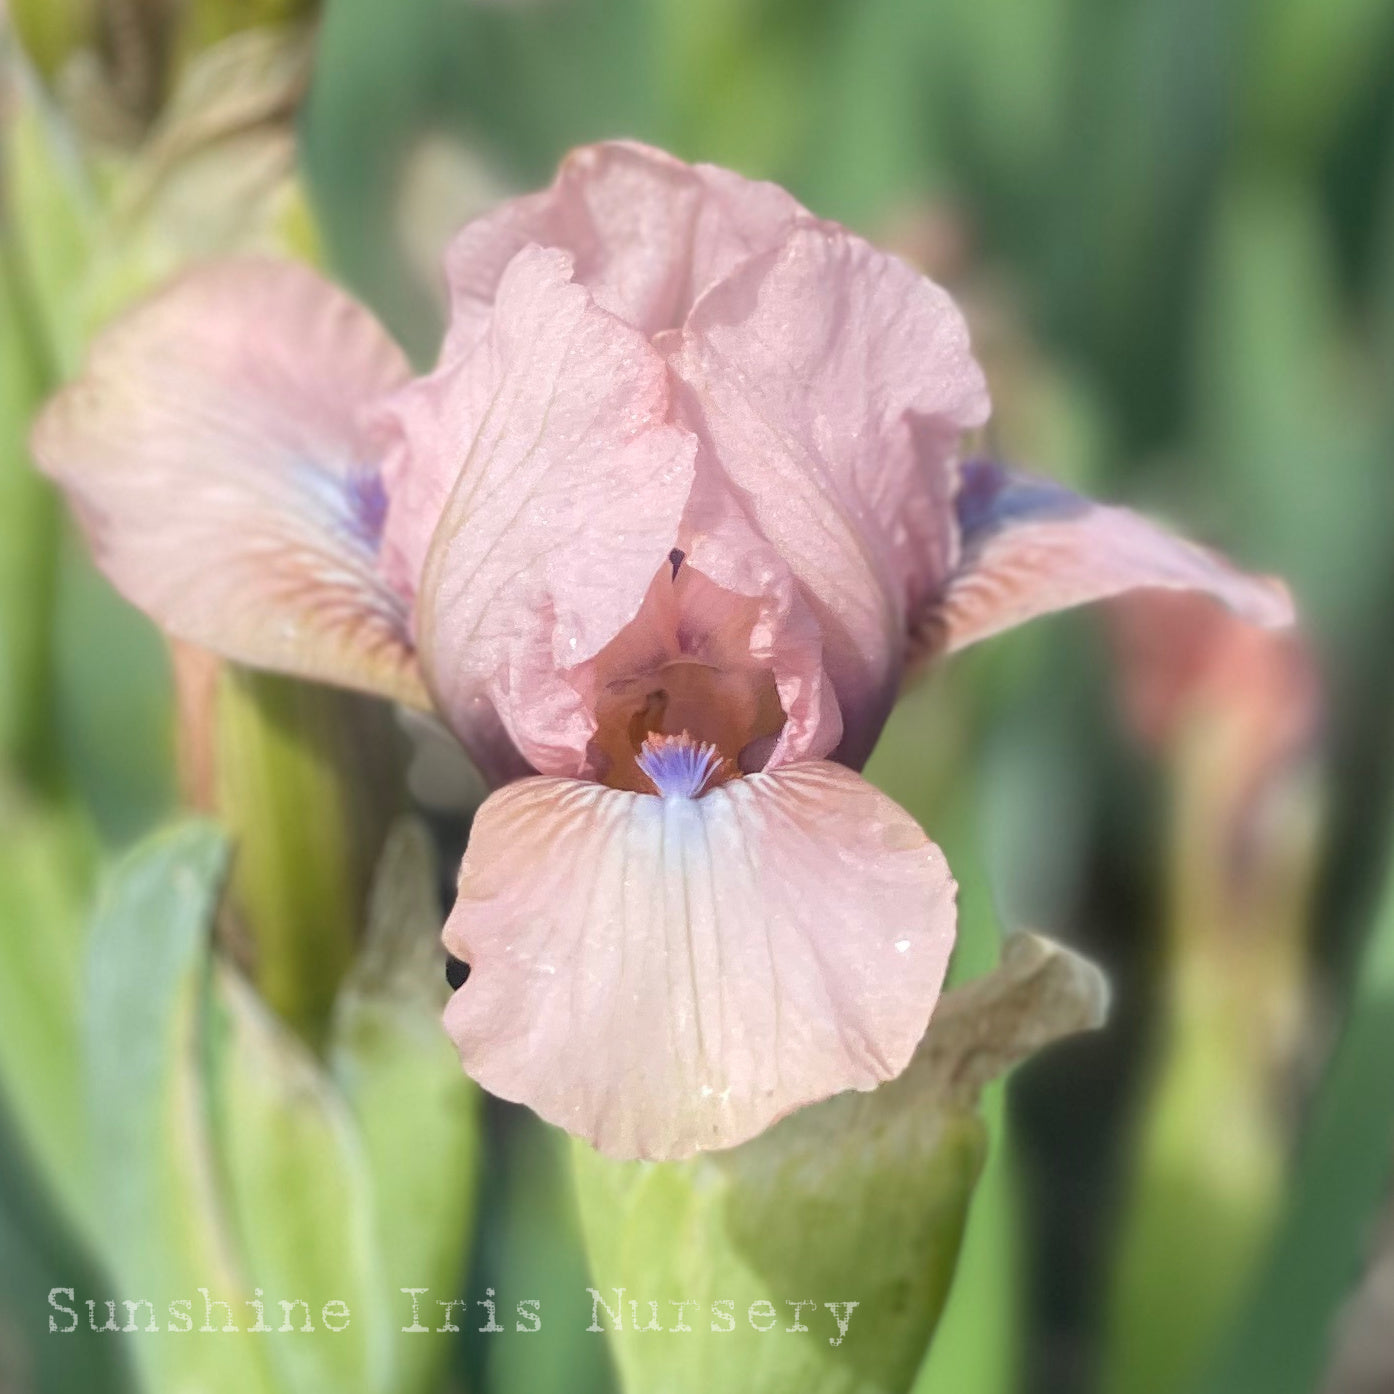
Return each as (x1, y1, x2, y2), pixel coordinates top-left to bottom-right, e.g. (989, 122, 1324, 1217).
(33, 141, 1292, 1159)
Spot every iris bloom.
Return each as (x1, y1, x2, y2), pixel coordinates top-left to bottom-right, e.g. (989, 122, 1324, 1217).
(33, 142, 1292, 1159)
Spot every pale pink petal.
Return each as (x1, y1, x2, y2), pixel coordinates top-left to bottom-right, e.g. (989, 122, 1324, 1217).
(578, 556, 791, 790)
(377, 142, 802, 606)
(670, 223, 990, 765)
(31, 259, 429, 708)
(413, 246, 698, 775)
(372, 355, 474, 611)
(673, 464, 843, 766)
(442, 762, 957, 1159)
(574, 461, 842, 790)
(440, 140, 807, 355)
(917, 461, 1295, 659)
(579, 544, 839, 789)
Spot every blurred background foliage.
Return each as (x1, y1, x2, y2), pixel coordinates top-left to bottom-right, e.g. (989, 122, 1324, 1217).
(2, 0, 1394, 1392)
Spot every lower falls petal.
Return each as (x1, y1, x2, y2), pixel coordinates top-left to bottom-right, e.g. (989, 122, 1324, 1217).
(441, 761, 958, 1160)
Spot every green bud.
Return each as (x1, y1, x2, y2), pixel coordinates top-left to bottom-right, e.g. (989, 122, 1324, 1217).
(211, 964, 385, 1392)
(573, 934, 1107, 1394)
(80, 22, 322, 330)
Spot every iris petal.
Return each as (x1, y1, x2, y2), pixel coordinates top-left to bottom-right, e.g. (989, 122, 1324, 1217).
(32, 259, 427, 708)
(442, 761, 957, 1160)
(916, 460, 1294, 659)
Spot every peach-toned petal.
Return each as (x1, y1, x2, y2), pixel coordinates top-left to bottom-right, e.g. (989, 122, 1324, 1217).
(671, 224, 989, 765)
(414, 246, 698, 775)
(376, 142, 803, 601)
(375, 143, 803, 610)
(441, 139, 807, 355)
(442, 761, 957, 1160)
(372, 347, 486, 612)
(918, 461, 1295, 659)
(580, 557, 790, 790)
(31, 259, 428, 708)
(674, 465, 843, 766)
(581, 466, 843, 787)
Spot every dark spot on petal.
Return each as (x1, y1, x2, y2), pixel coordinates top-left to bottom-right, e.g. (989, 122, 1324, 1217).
(669, 548, 685, 579)
(445, 954, 471, 990)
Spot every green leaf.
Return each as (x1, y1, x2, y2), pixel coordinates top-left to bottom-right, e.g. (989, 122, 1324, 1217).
(0, 1164, 133, 1394)
(329, 818, 483, 1394)
(0, 787, 95, 1236)
(0, 246, 62, 788)
(7, 0, 98, 80)
(52, 530, 176, 846)
(1242, 0, 1394, 160)
(1, 55, 100, 379)
(472, 1114, 618, 1394)
(85, 820, 278, 1394)
(83, 816, 479, 1394)
(1194, 827, 1394, 1394)
(1193, 177, 1389, 647)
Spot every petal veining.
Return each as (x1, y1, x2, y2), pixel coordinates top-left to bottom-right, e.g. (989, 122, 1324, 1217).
(442, 761, 957, 1159)
(916, 460, 1295, 660)
(412, 245, 699, 776)
(441, 139, 808, 353)
(31, 259, 427, 707)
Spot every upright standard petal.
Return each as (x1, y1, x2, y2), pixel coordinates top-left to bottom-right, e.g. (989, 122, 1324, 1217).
(916, 460, 1295, 659)
(376, 142, 805, 609)
(441, 140, 807, 354)
(415, 246, 698, 776)
(671, 224, 990, 765)
(31, 259, 429, 708)
(442, 761, 957, 1160)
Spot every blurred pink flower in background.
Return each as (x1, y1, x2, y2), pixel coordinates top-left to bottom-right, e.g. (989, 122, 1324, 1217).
(32, 141, 1293, 1159)
(1112, 588, 1321, 899)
